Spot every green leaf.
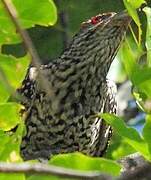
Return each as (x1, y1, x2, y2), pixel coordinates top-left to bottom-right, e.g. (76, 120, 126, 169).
(132, 67, 151, 98)
(124, 0, 146, 9)
(123, 0, 140, 24)
(0, 102, 22, 131)
(0, 130, 9, 155)
(0, 82, 10, 103)
(100, 113, 150, 160)
(0, 124, 24, 161)
(0, 3, 20, 44)
(0, 54, 29, 103)
(50, 152, 121, 176)
(123, 0, 144, 44)
(111, 139, 136, 160)
(119, 40, 151, 98)
(12, 0, 57, 27)
(0, 174, 25, 180)
(119, 40, 139, 79)
(143, 7, 151, 67)
(143, 115, 151, 154)
(0, 54, 30, 89)
(132, 67, 151, 86)
(0, 0, 57, 45)
(27, 175, 59, 180)
(137, 79, 151, 98)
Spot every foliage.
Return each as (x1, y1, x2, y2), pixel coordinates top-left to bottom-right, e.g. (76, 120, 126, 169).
(101, 114, 151, 160)
(103, 0, 151, 162)
(50, 152, 121, 176)
(0, 0, 151, 179)
(0, 0, 57, 179)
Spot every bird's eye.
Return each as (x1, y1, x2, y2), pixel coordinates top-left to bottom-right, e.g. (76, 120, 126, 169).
(91, 16, 100, 25)
(90, 14, 112, 25)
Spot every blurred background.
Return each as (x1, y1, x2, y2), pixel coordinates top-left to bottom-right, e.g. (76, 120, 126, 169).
(1, 0, 150, 159)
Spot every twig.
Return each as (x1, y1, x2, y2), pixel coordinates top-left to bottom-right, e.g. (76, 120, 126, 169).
(59, 11, 69, 49)
(0, 162, 112, 180)
(56, 0, 70, 49)
(2, 0, 53, 97)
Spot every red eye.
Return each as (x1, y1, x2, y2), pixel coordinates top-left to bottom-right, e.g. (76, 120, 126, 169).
(91, 16, 100, 25)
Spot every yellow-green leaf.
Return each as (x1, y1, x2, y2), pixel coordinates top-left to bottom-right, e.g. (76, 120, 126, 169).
(123, 0, 143, 44)
(0, 0, 57, 45)
(143, 115, 151, 154)
(0, 54, 30, 89)
(100, 113, 150, 160)
(143, 7, 151, 67)
(0, 102, 22, 131)
(50, 152, 121, 176)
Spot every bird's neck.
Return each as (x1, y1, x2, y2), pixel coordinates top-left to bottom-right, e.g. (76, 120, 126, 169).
(60, 39, 120, 80)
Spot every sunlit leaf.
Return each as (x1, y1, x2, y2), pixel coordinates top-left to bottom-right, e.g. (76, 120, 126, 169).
(50, 152, 121, 176)
(111, 139, 136, 160)
(0, 82, 10, 103)
(125, 0, 146, 9)
(0, 54, 29, 103)
(0, 130, 9, 155)
(0, 3, 19, 44)
(123, 0, 144, 44)
(0, 102, 22, 131)
(132, 67, 151, 86)
(118, 40, 151, 98)
(123, 0, 140, 25)
(0, 174, 25, 180)
(100, 113, 150, 160)
(0, 0, 57, 45)
(0, 54, 30, 89)
(137, 80, 151, 98)
(0, 124, 24, 161)
(119, 40, 138, 79)
(12, 0, 57, 27)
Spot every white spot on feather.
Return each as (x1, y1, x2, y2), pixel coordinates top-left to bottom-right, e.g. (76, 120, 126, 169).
(29, 67, 37, 80)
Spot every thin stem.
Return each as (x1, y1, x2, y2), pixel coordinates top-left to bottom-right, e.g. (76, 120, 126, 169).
(0, 162, 110, 180)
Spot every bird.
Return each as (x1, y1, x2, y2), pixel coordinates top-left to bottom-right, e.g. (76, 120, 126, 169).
(18, 11, 131, 160)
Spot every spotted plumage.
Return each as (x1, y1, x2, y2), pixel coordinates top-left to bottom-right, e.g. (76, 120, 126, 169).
(18, 11, 131, 160)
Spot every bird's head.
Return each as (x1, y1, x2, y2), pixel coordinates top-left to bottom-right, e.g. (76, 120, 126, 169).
(69, 11, 131, 54)
(80, 11, 131, 41)
(61, 11, 131, 75)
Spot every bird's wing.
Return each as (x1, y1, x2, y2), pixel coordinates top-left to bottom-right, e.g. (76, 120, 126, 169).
(92, 80, 117, 157)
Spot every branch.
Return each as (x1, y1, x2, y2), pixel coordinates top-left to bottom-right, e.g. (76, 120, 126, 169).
(0, 162, 112, 180)
(118, 153, 151, 180)
(119, 163, 151, 180)
(2, 0, 53, 98)
(0, 153, 150, 179)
